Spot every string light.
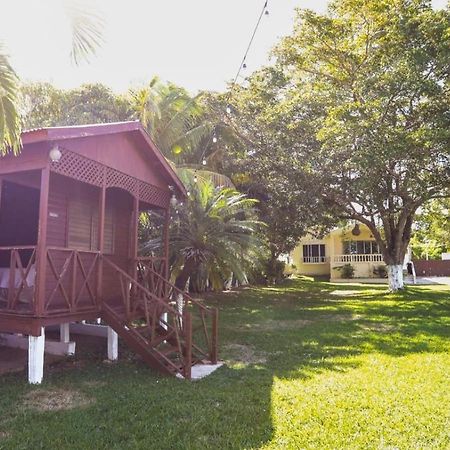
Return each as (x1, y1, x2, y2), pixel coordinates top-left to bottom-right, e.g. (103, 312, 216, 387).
(199, 1, 269, 167)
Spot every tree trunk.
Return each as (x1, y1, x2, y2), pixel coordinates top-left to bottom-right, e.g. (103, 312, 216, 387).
(174, 258, 197, 314)
(387, 264, 404, 291)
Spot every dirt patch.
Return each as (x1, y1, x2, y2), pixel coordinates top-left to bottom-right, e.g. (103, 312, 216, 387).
(83, 380, 106, 388)
(330, 289, 365, 296)
(359, 322, 397, 332)
(231, 319, 311, 332)
(23, 388, 93, 412)
(223, 343, 267, 365)
(321, 314, 363, 322)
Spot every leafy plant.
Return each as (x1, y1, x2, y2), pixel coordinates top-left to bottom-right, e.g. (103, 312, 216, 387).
(336, 263, 355, 279)
(373, 265, 388, 278)
(142, 170, 264, 292)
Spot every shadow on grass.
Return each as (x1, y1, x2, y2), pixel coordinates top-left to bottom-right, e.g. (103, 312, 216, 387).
(0, 277, 448, 449)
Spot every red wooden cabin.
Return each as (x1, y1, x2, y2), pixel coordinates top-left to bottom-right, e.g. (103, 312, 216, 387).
(0, 122, 218, 383)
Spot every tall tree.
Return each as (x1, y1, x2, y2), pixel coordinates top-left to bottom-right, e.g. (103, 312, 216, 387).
(411, 198, 450, 259)
(129, 78, 212, 161)
(228, 0, 450, 290)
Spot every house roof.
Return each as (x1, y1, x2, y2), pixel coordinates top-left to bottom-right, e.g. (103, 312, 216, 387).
(21, 121, 186, 197)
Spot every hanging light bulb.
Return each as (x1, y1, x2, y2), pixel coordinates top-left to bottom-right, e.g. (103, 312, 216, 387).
(226, 105, 232, 115)
(170, 194, 178, 208)
(265, 9, 269, 15)
(202, 159, 207, 166)
(242, 63, 247, 69)
(193, 174, 198, 183)
(212, 135, 218, 143)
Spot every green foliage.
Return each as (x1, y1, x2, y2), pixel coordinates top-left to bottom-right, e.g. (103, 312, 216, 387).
(373, 264, 388, 278)
(20, 82, 131, 129)
(0, 46, 20, 155)
(336, 263, 355, 278)
(226, 0, 450, 288)
(128, 78, 213, 161)
(143, 170, 265, 291)
(411, 198, 450, 259)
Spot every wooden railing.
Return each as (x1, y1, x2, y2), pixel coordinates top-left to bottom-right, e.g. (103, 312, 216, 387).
(135, 257, 167, 300)
(136, 257, 218, 365)
(0, 246, 37, 314)
(333, 254, 384, 263)
(44, 247, 100, 314)
(103, 256, 194, 378)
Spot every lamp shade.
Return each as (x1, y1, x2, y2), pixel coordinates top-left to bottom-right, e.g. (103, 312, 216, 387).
(49, 147, 62, 163)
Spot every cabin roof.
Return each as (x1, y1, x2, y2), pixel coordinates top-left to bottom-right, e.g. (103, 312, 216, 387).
(21, 121, 186, 196)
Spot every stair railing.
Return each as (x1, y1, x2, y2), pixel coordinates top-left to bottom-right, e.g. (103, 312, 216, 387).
(136, 257, 218, 365)
(102, 256, 192, 378)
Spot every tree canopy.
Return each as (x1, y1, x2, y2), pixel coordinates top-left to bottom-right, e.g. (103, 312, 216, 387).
(225, 0, 450, 290)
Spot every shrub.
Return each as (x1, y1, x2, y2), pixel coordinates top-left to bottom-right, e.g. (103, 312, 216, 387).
(373, 265, 388, 278)
(336, 263, 355, 279)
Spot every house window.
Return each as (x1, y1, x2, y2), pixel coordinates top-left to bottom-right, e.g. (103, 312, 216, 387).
(303, 244, 326, 263)
(68, 199, 114, 253)
(343, 240, 380, 255)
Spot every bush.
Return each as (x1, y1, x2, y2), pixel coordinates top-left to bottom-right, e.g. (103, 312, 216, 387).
(336, 263, 355, 279)
(373, 265, 388, 278)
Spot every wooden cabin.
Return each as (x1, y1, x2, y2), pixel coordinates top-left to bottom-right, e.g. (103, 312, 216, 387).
(0, 122, 218, 383)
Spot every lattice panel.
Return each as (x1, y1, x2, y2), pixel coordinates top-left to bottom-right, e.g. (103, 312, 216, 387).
(51, 150, 103, 187)
(50, 149, 171, 207)
(139, 182, 171, 208)
(106, 168, 138, 194)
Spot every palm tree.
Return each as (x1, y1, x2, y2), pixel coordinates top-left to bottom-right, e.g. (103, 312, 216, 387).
(143, 170, 264, 293)
(129, 78, 213, 162)
(0, 0, 103, 155)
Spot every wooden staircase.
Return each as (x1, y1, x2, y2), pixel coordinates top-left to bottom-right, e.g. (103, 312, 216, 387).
(101, 257, 218, 379)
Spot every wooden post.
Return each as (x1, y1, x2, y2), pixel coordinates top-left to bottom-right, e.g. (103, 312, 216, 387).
(35, 166, 50, 316)
(163, 208, 170, 296)
(211, 308, 218, 364)
(107, 327, 118, 361)
(60, 323, 70, 343)
(129, 196, 139, 302)
(28, 327, 45, 384)
(96, 171, 106, 305)
(183, 310, 192, 380)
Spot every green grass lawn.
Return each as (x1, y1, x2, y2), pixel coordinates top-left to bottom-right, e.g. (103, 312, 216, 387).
(0, 278, 449, 449)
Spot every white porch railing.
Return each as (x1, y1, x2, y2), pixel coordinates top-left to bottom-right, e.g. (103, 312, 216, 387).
(332, 254, 384, 263)
(303, 256, 328, 264)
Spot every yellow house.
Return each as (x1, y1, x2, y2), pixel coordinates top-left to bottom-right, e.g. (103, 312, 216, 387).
(290, 224, 385, 280)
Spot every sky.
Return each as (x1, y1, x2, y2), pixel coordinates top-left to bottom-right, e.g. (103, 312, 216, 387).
(1, 0, 447, 94)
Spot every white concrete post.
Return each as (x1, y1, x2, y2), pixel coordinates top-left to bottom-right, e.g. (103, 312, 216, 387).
(60, 323, 70, 343)
(107, 327, 118, 361)
(28, 327, 45, 384)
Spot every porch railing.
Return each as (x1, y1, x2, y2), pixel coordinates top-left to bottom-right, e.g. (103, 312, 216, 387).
(333, 254, 384, 263)
(303, 256, 328, 264)
(0, 246, 37, 314)
(44, 247, 100, 315)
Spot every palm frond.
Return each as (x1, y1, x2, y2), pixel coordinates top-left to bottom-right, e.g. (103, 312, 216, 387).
(65, 0, 104, 65)
(0, 46, 21, 155)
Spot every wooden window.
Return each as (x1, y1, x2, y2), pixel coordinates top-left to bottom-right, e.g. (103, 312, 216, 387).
(303, 244, 326, 263)
(68, 199, 114, 253)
